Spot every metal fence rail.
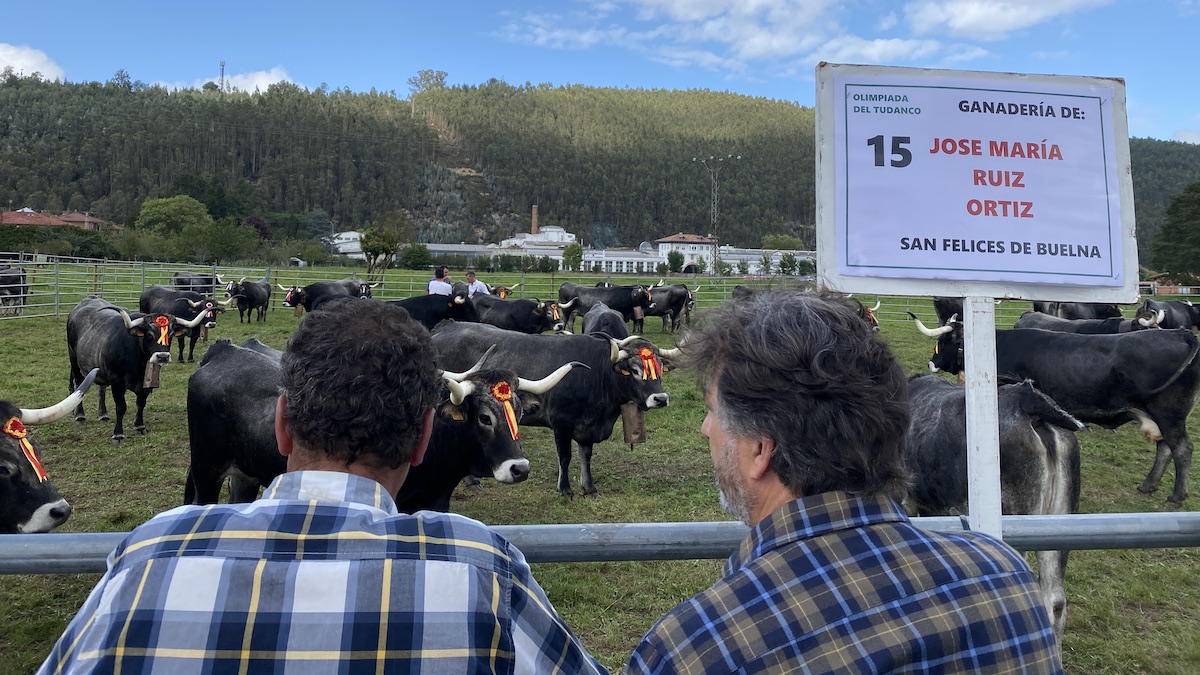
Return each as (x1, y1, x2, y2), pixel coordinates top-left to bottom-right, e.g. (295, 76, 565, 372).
(1, 512, 1197, 575)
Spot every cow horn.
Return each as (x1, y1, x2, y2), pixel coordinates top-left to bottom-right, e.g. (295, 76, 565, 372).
(657, 346, 681, 359)
(871, 300, 881, 311)
(442, 345, 497, 381)
(518, 361, 589, 394)
(215, 274, 225, 283)
(239, 277, 247, 282)
(509, 283, 521, 290)
(276, 283, 290, 291)
(908, 312, 954, 337)
(216, 296, 236, 307)
(443, 377, 476, 406)
(1139, 310, 1166, 327)
(454, 295, 466, 305)
(185, 298, 204, 310)
(369, 282, 380, 288)
(609, 338, 631, 363)
(655, 279, 665, 287)
(558, 298, 576, 309)
(180, 311, 207, 328)
(20, 368, 100, 425)
(118, 309, 145, 329)
(693, 284, 702, 292)
(536, 300, 546, 310)
(615, 335, 642, 349)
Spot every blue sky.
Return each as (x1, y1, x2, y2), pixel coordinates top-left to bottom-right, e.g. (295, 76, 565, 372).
(3, 1, 1197, 143)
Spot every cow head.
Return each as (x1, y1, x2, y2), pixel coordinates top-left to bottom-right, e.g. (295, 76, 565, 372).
(610, 336, 670, 410)
(358, 282, 378, 299)
(532, 299, 565, 333)
(440, 361, 583, 483)
(0, 368, 98, 533)
(182, 298, 224, 329)
(632, 286, 652, 309)
(277, 284, 305, 308)
(444, 291, 480, 323)
(1135, 300, 1166, 328)
(224, 278, 247, 298)
(494, 283, 520, 299)
(908, 312, 964, 374)
(117, 309, 196, 365)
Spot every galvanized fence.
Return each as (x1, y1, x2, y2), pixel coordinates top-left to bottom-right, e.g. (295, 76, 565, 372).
(1, 512, 1198, 574)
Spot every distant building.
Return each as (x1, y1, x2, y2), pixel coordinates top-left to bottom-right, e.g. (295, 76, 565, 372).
(1, 208, 69, 227)
(57, 212, 111, 231)
(326, 231, 364, 260)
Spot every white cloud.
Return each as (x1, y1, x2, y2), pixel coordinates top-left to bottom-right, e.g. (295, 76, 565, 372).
(0, 43, 64, 80)
(813, 36, 942, 64)
(156, 67, 297, 93)
(904, 0, 1112, 40)
(1174, 129, 1200, 144)
(879, 12, 899, 30)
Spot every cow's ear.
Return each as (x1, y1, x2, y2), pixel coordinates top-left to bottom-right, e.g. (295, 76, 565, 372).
(519, 393, 543, 418)
(172, 327, 188, 336)
(438, 401, 466, 422)
(130, 327, 147, 337)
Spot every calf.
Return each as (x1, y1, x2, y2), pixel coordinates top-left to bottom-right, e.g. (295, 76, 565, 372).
(0, 368, 98, 533)
(67, 297, 203, 442)
(904, 375, 1082, 640)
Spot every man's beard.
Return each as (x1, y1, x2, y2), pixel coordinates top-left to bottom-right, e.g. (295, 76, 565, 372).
(715, 436, 754, 524)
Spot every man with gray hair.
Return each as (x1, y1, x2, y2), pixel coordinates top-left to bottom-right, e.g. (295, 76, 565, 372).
(626, 291, 1061, 674)
(40, 299, 607, 675)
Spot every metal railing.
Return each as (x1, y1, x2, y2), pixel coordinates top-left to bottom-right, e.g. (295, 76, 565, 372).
(1, 512, 1197, 575)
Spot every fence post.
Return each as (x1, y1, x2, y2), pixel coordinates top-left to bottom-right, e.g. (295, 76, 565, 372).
(141, 261, 146, 291)
(54, 260, 60, 318)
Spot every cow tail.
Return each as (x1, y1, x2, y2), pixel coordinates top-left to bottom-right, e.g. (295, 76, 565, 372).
(1014, 381, 1085, 432)
(1146, 335, 1200, 397)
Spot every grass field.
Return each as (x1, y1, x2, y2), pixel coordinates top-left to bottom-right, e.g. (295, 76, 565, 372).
(1, 272, 1198, 674)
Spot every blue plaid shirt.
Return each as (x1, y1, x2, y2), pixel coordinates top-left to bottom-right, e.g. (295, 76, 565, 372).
(627, 492, 1062, 674)
(39, 471, 608, 675)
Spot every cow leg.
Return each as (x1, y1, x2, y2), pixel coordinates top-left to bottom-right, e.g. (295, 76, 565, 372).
(1140, 428, 1192, 505)
(110, 385, 127, 443)
(661, 315, 670, 333)
(186, 463, 228, 505)
(228, 472, 262, 502)
(132, 387, 151, 436)
(97, 385, 110, 422)
(579, 443, 597, 495)
(1036, 550, 1069, 641)
(553, 427, 575, 498)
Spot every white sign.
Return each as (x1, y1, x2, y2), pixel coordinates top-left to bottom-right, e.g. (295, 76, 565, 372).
(816, 63, 1137, 301)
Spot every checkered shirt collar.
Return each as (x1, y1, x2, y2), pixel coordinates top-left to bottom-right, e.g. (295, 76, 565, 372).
(726, 491, 909, 576)
(262, 471, 399, 514)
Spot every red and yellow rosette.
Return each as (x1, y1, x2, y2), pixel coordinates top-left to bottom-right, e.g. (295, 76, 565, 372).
(154, 315, 171, 346)
(639, 347, 661, 380)
(490, 381, 520, 440)
(3, 417, 48, 482)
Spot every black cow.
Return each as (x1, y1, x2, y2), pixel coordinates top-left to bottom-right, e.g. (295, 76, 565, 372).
(431, 322, 674, 497)
(933, 297, 964, 326)
(904, 375, 1082, 638)
(140, 285, 228, 362)
(558, 282, 652, 333)
(581, 302, 630, 339)
(1011, 310, 1144, 334)
(490, 283, 521, 299)
(184, 339, 578, 512)
(473, 295, 564, 334)
(0, 368, 98, 533)
(67, 297, 203, 442)
(911, 315, 1200, 504)
(1135, 299, 1199, 330)
(644, 284, 698, 333)
(387, 291, 480, 330)
(223, 278, 272, 323)
(1033, 301, 1123, 320)
(279, 279, 377, 314)
(171, 271, 221, 296)
(0, 264, 28, 315)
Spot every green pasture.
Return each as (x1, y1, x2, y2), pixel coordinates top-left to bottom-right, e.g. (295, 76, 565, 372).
(0, 273, 1197, 674)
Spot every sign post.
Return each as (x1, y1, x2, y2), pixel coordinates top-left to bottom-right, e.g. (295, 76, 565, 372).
(815, 63, 1138, 537)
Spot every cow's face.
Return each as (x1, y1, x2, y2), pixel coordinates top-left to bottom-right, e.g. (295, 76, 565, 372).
(533, 301, 565, 332)
(358, 283, 372, 299)
(281, 286, 304, 307)
(0, 405, 70, 534)
(130, 314, 183, 364)
(632, 286, 651, 308)
(438, 372, 532, 484)
(1135, 301, 1164, 328)
(616, 342, 670, 410)
(224, 280, 245, 298)
(200, 301, 221, 329)
(928, 326, 964, 374)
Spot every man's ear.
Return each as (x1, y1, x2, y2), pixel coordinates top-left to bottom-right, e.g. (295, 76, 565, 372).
(408, 408, 434, 467)
(275, 395, 293, 458)
(746, 436, 776, 480)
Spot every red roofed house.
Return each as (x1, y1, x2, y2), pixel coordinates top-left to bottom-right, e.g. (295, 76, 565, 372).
(0, 208, 69, 227)
(655, 232, 717, 272)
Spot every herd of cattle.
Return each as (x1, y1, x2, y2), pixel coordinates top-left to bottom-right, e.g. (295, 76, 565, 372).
(5, 278, 1200, 640)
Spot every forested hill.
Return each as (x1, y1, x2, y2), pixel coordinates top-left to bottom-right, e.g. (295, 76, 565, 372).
(1, 70, 1198, 253)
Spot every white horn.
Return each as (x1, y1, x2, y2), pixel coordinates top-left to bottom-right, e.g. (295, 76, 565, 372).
(217, 296, 236, 307)
(871, 300, 881, 311)
(655, 279, 665, 287)
(443, 377, 476, 406)
(558, 298, 576, 309)
(615, 335, 642, 348)
(910, 314, 954, 337)
(657, 347, 681, 359)
(181, 311, 207, 328)
(184, 298, 204, 310)
(20, 368, 100, 425)
(442, 345, 497, 381)
(509, 283, 521, 290)
(117, 309, 145, 329)
(277, 283, 291, 291)
(454, 295, 466, 305)
(518, 361, 588, 395)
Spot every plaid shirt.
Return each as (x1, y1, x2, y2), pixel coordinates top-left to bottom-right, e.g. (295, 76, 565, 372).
(627, 492, 1062, 674)
(39, 471, 608, 675)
